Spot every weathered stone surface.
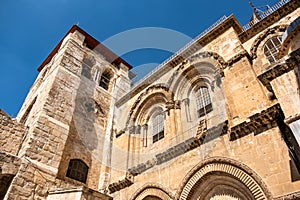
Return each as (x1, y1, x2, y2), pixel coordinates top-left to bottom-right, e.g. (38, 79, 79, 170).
(1, 2, 300, 199)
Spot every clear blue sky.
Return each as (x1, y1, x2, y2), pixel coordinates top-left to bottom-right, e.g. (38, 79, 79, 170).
(0, 0, 280, 116)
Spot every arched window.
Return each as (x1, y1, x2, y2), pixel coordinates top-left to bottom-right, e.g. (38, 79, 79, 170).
(99, 70, 112, 90)
(81, 58, 93, 79)
(66, 159, 89, 183)
(152, 113, 164, 143)
(196, 86, 212, 118)
(264, 36, 282, 64)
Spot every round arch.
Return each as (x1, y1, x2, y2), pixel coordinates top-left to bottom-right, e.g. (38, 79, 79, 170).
(250, 25, 287, 59)
(168, 53, 224, 101)
(176, 157, 272, 200)
(126, 84, 173, 127)
(130, 183, 174, 200)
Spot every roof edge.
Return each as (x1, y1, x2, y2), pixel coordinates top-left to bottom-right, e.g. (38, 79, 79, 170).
(37, 25, 133, 72)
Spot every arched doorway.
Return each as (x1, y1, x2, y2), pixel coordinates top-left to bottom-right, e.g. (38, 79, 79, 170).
(130, 184, 174, 200)
(176, 157, 272, 200)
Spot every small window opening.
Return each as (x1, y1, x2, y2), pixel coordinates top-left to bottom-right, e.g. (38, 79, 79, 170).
(152, 113, 164, 143)
(66, 159, 89, 183)
(99, 70, 112, 90)
(196, 86, 212, 118)
(264, 36, 282, 64)
(81, 58, 93, 79)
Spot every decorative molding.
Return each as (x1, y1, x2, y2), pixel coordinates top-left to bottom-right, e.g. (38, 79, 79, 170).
(249, 25, 287, 59)
(227, 50, 252, 66)
(128, 158, 157, 176)
(273, 191, 300, 200)
(257, 48, 300, 91)
(107, 172, 134, 194)
(124, 84, 172, 128)
(129, 183, 174, 200)
(175, 157, 272, 200)
(128, 121, 228, 176)
(188, 51, 227, 70)
(230, 104, 284, 141)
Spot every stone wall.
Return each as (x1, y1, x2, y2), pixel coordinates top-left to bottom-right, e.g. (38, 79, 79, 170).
(0, 109, 27, 155)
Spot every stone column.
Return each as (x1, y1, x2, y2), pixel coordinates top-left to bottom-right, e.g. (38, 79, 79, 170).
(142, 124, 148, 147)
(166, 101, 176, 141)
(174, 100, 182, 135)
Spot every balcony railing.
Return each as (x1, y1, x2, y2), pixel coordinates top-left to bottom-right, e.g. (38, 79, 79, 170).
(243, 0, 291, 31)
(131, 0, 290, 91)
(132, 15, 228, 89)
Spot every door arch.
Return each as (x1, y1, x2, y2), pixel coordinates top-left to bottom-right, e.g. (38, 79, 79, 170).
(176, 157, 272, 200)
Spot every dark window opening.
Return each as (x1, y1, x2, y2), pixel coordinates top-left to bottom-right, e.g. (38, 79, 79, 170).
(81, 58, 93, 79)
(0, 174, 14, 200)
(99, 70, 112, 90)
(66, 159, 89, 183)
(152, 113, 164, 143)
(196, 86, 212, 118)
(264, 36, 282, 64)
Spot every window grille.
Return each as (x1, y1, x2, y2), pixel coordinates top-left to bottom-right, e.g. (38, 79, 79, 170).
(264, 36, 282, 64)
(66, 159, 89, 183)
(195, 86, 212, 117)
(152, 113, 164, 143)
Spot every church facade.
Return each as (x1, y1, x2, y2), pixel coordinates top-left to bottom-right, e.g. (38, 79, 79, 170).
(1, 0, 300, 199)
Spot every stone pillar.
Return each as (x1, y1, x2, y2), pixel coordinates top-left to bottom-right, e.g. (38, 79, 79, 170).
(166, 101, 176, 140)
(174, 100, 182, 135)
(142, 124, 148, 147)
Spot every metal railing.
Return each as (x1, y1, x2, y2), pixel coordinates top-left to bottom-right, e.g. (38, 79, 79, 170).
(131, 15, 228, 89)
(131, 0, 290, 90)
(243, 0, 291, 31)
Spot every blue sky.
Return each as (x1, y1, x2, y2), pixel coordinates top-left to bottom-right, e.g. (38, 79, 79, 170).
(0, 0, 280, 116)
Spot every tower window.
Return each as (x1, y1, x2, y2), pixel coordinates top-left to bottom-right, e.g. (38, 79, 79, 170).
(264, 36, 282, 64)
(152, 113, 164, 143)
(81, 58, 93, 79)
(196, 86, 212, 118)
(99, 70, 112, 90)
(66, 159, 89, 183)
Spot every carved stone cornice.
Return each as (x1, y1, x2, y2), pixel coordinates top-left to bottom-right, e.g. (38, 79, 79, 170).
(188, 51, 227, 70)
(127, 121, 228, 176)
(230, 104, 284, 141)
(249, 25, 287, 59)
(257, 48, 300, 91)
(128, 158, 157, 176)
(227, 50, 252, 66)
(274, 191, 300, 200)
(123, 84, 171, 127)
(108, 172, 134, 193)
(165, 101, 175, 110)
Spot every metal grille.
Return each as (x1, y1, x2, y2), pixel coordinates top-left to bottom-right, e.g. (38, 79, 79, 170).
(196, 87, 212, 117)
(153, 113, 164, 143)
(66, 159, 89, 183)
(264, 36, 282, 64)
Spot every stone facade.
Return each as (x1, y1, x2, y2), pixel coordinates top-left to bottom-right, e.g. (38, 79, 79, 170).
(1, 0, 300, 199)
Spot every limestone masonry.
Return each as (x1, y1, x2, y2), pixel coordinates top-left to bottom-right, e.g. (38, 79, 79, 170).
(1, 0, 300, 199)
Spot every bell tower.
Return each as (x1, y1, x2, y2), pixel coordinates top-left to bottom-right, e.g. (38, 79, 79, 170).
(10, 25, 132, 198)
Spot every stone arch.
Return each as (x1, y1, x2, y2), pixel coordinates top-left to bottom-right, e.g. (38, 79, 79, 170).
(126, 84, 173, 127)
(167, 52, 225, 91)
(130, 183, 174, 200)
(250, 25, 287, 59)
(176, 157, 272, 200)
(168, 57, 227, 132)
(279, 16, 300, 58)
(99, 67, 115, 90)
